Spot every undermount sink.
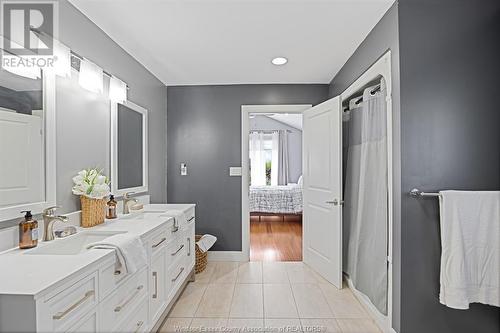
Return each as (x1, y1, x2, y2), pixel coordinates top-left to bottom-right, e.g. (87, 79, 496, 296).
(25, 231, 126, 255)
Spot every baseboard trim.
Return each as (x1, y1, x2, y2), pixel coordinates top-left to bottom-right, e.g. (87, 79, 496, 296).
(207, 251, 246, 262)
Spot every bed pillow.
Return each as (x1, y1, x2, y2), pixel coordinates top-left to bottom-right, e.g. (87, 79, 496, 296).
(298, 175, 303, 187)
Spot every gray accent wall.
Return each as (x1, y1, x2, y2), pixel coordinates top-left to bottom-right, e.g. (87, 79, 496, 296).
(249, 115, 303, 183)
(330, 1, 500, 332)
(328, 3, 401, 331)
(54, 1, 167, 213)
(398, 1, 500, 332)
(167, 84, 328, 251)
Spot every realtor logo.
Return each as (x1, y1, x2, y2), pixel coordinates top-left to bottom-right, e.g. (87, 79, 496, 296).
(2, 1, 54, 55)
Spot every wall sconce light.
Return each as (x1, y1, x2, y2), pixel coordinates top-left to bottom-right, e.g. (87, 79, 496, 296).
(78, 59, 103, 93)
(53, 41, 71, 77)
(109, 76, 127, 103)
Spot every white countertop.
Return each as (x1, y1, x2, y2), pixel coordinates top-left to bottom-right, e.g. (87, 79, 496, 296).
(0, 204, 195, 297)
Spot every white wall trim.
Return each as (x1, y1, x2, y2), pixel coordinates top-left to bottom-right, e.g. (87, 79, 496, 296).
(0, 71, 57, 222)
(340, 51, 395, 333)
(207, 251, 246, 262)
(241, 104, 312, 262)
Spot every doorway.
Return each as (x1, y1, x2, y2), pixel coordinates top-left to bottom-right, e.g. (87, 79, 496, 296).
(241, 105, 311, 262)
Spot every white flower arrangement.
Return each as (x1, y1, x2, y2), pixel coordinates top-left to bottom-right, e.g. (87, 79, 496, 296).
(72, 168, 111, 199)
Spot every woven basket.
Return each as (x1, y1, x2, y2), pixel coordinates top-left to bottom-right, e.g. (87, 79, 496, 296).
(195, 234, 208, 274)
(80, 196, 107, 228)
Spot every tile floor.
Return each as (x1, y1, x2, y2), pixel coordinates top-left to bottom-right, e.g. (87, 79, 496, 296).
(160, 261, 382, 333)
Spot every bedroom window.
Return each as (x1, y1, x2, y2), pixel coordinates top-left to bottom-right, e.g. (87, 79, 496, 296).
(263, 135, 273, 185)
(249, 132, 273, 186)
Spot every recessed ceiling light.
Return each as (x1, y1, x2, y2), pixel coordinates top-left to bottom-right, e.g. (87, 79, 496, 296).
(271, 57, 288, 66)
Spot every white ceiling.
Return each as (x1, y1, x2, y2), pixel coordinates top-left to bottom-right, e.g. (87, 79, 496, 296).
(69, 0, 394, 86)
(268, 114, 303, 130)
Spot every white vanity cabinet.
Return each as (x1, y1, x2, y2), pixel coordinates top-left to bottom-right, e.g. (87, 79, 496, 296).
(0, 204, 196, 333)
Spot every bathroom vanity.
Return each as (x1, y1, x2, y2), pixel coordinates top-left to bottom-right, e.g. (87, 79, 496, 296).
(0, 204, 195, 333)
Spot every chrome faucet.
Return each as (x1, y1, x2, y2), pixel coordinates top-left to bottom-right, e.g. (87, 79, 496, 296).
(42, 206, 69, 241)
(123, 192, 138, 214)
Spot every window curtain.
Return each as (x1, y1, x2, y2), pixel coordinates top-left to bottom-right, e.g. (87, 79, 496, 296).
(343, 79, 388, 315)
(271, 130, 289, 186)
(249, 132, 266, 186)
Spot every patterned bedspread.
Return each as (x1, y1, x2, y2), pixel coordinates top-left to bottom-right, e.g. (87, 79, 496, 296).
(249, 185, 303, 214)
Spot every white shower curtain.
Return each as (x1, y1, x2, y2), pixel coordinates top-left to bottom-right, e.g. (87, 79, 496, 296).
(249, 132, 266, 186)
(271, 130, 289, 186)
(343, 79, 388, 315)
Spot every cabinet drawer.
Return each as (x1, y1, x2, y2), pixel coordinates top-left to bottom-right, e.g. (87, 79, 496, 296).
(100, 268, 147, 332)
(149, 226, 169, 254)
(66, 311, 97, 333)
(185, 206, 195, 222)
(166, 260, 186, 302)
(166, 237, 186, 269)
(117, 297, 148, 333)
(99, 260, 127, 300)
(43, 272, 98, 332)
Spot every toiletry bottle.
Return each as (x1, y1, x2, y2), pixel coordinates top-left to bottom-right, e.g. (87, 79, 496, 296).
(19, 211, 38, 249)
(106, 195, 117, 219)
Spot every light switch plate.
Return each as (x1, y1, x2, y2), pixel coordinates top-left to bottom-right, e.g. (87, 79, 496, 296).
(229, 167, 242, 176)
(180, 163, 188, 176)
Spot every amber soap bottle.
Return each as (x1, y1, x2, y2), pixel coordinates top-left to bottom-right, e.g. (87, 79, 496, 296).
(106, 195, 118, 219)
(19, 211, 38, 249)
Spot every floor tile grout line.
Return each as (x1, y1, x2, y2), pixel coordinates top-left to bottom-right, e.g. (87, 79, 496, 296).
(190, 282, 209, 318)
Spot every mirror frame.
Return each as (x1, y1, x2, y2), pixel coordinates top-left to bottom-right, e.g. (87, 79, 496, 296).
(0, 71, 57, 222)
(110, 100, 149, 197)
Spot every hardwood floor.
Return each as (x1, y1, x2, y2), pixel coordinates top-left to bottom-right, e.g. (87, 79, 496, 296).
(250, 215, 302, 261)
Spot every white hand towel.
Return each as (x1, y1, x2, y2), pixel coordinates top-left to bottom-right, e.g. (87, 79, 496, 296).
(162, 209, 187, 228)
(438, 190, 500, 309)
(87, 233, 147, 275)
(196, 234, 217, 253)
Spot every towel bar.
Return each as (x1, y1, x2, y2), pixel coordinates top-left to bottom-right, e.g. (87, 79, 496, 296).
(409, 188, 440, 197)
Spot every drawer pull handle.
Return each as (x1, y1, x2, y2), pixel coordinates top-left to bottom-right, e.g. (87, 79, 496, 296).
(171, 267, 185, 282)
(171, 244, 184, 256)
(134, 320, 144, 333)
(114, 285, 144, 312)
(152, 272, 158, 299)
(152, 237, 166, 248)
(188, 216, 195, 222)
(187, 237, 191, 256)
(52, 290, 95, 320)
(171, 225, 179, 233)
(114, 270, 121, 276)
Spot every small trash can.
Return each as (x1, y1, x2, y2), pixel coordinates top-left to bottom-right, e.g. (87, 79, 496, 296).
(195, 235, 208, 273)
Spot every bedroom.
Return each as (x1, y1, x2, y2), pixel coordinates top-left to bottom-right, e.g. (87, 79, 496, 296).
(247, 112, 304, 261)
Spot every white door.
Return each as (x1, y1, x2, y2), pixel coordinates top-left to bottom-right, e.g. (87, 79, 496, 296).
(302, 96, 343, 288)
(0, 110, 44, 208)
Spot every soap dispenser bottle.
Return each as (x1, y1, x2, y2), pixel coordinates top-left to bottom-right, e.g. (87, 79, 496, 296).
(19, 211, 38, 249)
(106, 195, 117, 219)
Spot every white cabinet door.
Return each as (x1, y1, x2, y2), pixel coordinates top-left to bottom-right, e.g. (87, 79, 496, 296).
(149, 250, 166, 324)
(185, 223, 195, 270)
(302, 96, 343, 288)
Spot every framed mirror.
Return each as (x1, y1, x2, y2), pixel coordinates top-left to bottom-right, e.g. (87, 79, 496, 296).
(111, 100, 148, 196)
(0, 70, 56, 221)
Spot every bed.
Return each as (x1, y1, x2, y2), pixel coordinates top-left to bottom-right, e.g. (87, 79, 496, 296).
(249, 184, 303, 220)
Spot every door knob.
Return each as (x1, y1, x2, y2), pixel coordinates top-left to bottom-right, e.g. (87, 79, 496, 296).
(326, 199, 344, 206)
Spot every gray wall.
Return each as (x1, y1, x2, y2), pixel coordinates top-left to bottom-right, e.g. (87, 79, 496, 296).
(249, 115, 303, 183)
(328, 3, 401, 331)
(398, 1, 500, 332)
(55, 0, 167, 213)
(167, 84, 328, 251)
